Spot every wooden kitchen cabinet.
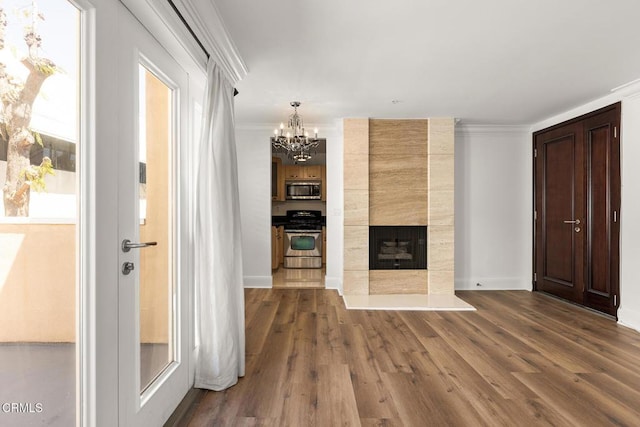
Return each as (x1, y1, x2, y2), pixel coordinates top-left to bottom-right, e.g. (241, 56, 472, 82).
(272, 225, 285, 269)
(271, 226, 278, 269)
(322, 226, 326, 264)
(278, 226, 284, 265)
(321, 166, 326, 201)
(271, 157, 285, 201)
(284, 165, 303, 179)
(284, 165, 322, 180)
(304, 165, 322, 179)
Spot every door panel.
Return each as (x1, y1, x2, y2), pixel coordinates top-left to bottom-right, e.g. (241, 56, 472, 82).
(588, 126, 609, 295)
(536, 128, 584, 303)
(117, 4, 189, 425)
(534, 103, 620, 317)
(583, 109, 620, 316)
(543, 136, 576, 285)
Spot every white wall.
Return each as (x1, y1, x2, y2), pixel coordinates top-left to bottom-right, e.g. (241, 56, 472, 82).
(619, 93, 640, 331)
(235, 127, 273, 287)
(324, 120, 344, 293)
(531, 79, 640, 332)
(236, 123, 343, 291)
(454, 126, 532, 290)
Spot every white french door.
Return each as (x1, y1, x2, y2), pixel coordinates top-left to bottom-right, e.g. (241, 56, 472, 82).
(116, 4, 190, 426)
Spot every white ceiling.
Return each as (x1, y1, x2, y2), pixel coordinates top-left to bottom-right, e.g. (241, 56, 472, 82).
(211, 0, 640, 126)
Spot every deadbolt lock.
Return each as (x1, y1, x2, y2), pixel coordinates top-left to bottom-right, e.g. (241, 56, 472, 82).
(122, 262, 135, 275)
(574, 227, 581, 233)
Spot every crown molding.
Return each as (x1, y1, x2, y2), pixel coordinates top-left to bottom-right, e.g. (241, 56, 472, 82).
(120, 0, 207, 77)
(612, 77, 640, 99)
(171, 0, 248, 84)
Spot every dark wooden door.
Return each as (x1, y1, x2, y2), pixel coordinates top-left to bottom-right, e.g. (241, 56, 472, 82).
(534, 103, 620, 317)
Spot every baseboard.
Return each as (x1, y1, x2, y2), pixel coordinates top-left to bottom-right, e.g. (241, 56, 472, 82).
(324, 276, 343, 295)
(243, 276, 272, 288)
(455, 277, 532, 291)
(617, 306, 640, 333)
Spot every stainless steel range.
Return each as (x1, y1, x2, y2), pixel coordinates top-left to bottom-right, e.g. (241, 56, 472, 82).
(284, 210, 323, 269)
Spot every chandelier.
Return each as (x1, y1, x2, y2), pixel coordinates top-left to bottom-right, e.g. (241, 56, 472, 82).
(271, 101, 320, 162)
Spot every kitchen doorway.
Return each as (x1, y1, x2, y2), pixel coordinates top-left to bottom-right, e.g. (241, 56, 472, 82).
(271, 140, 327, 288)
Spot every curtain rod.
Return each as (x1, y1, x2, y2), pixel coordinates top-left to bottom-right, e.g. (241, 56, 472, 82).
(167, 0, 239, 96)
(167, 0, 209, 59)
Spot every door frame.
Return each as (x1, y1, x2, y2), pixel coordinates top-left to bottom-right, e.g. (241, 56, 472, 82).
(532, 102, 621, 317)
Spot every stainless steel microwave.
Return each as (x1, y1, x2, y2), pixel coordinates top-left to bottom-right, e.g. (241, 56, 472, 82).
(286, 181, 321, 200)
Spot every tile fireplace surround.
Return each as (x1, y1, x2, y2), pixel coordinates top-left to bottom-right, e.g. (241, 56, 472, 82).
(343, 118, 455, 296)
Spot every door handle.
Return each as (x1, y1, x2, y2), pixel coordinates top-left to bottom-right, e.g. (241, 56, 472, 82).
(121, 239, 158, 253)
(563, 219, 580, 225)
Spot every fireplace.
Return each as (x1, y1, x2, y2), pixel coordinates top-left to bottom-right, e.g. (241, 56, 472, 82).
(369, 226, 427, 270)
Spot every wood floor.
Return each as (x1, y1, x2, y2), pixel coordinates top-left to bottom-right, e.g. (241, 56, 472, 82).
(182, 289, 640, 426)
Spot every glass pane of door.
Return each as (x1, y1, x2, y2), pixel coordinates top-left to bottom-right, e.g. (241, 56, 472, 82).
(0, 1, 80, 425)
(138, 64, 174, 392)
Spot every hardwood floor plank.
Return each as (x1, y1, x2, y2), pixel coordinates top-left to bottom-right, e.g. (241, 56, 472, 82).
(316, 300, 347, 366)
(340, 322, 400, 419)
(457, 292, 598, 373)
(382, 371, 487, 426)
(245, 300, 279, 357)
(183, 289, 640, 426)
(296, 289, 318, 313)
(233, 417, 280, 426)
(437, 312, 539, 374)
(278, 379, 317, 427)
(513, 369, 640, 426)
(576, 372, 640, 416)
(402, 335, 537, 426)
(359, 418, 402, 426)
(364, 311, 431, 374)
(426, 315, 539, 400)
(316, 364, 361, 426)
(271, 290, 300, 325)
(283, 311, 318, 385)
(236, 323, 294, 419)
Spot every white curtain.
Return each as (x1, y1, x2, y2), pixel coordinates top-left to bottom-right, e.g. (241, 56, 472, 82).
(194, 58, 245, 391)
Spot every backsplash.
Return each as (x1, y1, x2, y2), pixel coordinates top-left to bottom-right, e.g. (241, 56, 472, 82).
(272, 200, 326, 215)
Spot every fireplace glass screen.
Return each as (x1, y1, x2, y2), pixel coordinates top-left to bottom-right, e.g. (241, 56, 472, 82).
(369, 226, 427, 270)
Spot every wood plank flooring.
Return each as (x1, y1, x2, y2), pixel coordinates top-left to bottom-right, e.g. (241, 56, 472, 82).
(182, 290, 640, 426)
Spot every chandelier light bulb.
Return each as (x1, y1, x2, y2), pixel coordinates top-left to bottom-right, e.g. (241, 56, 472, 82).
(280, 123, 284, 130)
(314, 128, 318, 138)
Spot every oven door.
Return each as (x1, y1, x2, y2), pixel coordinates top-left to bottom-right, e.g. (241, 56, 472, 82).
(284, 231, 322, 257)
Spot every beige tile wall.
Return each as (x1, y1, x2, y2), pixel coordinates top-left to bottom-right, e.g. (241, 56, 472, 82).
(343, 119, 370, 295)
(427, 118, 455, 294)
(369, 120, 428, 226)
(369, 270, 429, 294)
